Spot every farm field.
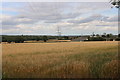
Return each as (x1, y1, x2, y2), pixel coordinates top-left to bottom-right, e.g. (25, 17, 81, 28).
(2, 41, 119, 78)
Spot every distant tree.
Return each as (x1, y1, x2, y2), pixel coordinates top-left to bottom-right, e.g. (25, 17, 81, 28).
(7, 39, 12, 43)
(2, 36, 7, 42)
(106, 34, 113, 38)
(115, 37, 120, 41)
(110, 38, 113, 41)
(109, 33, 113, 37)
(6, 37, 13, 43)
(103, 33, 106, 36)
(14, 36, 24, 43)
(106, 34, 110, 38)
(118, 34, 120, 37)
(96, 34, 100, 37)
(36, 37, 40, 41)
(102, 33, 107, 37)
(42, 36, 48, 42)
(88, 36, 90, 40)
(63, 36, 69, 40)
(92, 32, 95, 37)
(8, 35, 24, 43)
(101, 35, 105, 37)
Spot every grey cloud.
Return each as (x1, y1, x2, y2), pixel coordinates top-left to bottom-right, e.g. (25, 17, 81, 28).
(68, 14, 107, 24)
(96, 24, 116, 27)
(2, 2, 82, 27)
(44, 20, 61, 23)
(107, 15, 118, 22)
(67, 14, 119, 25)
(2, 16, 37, 26)
(17, 3, 81, 23)
(3, 2, 111, 26)
(2, 25, 19, 30)
(2, 2, 116, 35)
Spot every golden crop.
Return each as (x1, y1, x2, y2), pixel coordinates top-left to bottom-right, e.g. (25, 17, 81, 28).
(2, 41, 119, 78)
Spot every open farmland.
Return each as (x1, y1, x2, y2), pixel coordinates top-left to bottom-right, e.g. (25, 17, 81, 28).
(2, 41, 119, 78)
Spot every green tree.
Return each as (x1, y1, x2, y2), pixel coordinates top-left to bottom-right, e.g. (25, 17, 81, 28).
(42, 36, 48, 42)
(106, 34, 113, 38)
(36, 37, 40, 41)
(102, 33, 106, 37)
(14, 36, 24, 43)
(96, 34, 100, 37)
(63, 36, 69, 40)
(118, 34, 120, 37)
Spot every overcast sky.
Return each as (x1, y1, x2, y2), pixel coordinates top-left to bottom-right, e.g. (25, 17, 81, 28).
(1, 2, 118, 35)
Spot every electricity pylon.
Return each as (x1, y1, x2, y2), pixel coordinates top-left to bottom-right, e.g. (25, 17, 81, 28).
(57, 26, 61, 37)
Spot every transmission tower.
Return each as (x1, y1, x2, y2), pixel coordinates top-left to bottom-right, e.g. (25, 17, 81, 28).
(57, 26, 61, 36)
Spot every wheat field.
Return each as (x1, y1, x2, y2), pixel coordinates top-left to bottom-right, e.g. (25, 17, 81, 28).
(2, 41, 119, 78)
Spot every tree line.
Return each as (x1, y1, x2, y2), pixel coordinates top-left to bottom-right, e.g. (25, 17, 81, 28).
(1, 33, 120, 43)
(1, 35, 73, 43)
(88, 33, 120, 41)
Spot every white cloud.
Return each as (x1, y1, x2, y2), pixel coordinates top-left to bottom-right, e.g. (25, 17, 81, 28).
(101, 26, 117, 31)
(2, 2, 118, 35)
